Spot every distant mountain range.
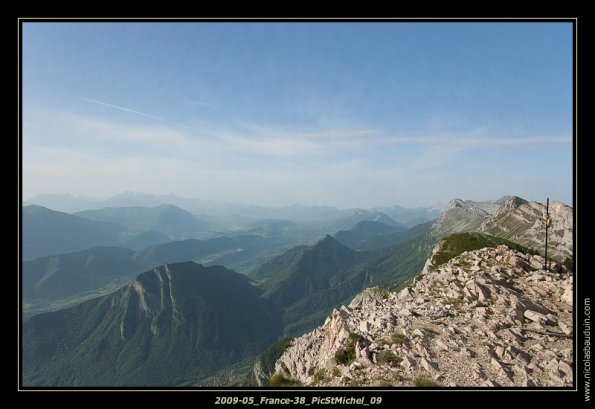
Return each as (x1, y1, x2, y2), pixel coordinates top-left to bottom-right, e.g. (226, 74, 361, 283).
(21, 202, 444, 318)
(23, 205, 128, 260)
(75, 204, 209, 239)
(331, 210, 405, 232)
(369, 204, 444, 228)
(24, 191, 444, 226)
(24, 195, 571, 321)
(23, 247, 145, 301)
(23, 233, 307, 318)
(255, 195, 573, 337)
(22, 205, 201, 259)
(334, 220, 408, 250)
(21, 194, 573, 387)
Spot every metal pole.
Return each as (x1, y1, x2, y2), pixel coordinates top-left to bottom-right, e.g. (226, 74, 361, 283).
(544, 198, 549, 271)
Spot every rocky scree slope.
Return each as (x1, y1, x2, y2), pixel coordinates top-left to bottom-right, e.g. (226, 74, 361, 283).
(274, 244, 573, 387)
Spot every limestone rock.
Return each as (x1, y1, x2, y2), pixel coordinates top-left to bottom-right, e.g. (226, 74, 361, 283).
(273, 243, 573, 387)
(524, 310, 553, 325)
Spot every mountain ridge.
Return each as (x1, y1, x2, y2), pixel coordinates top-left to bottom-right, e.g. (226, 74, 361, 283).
(23, 262, 282, 386)
(22, 194, 574, 387)
(479, 196, 572, 260)
(75, 204, 209, 239)
(334, 220, 409, 250)
(23, 205, 127, 260)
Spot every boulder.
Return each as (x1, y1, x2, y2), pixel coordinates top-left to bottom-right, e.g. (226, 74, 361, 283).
(524, 310, 553, 325)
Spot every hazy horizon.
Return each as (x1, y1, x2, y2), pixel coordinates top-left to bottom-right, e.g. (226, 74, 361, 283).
(23, 22, 573, 208)
(23, 190, 573, 211)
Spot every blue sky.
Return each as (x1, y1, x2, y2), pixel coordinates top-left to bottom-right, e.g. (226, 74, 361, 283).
(22, 22, 573, 208)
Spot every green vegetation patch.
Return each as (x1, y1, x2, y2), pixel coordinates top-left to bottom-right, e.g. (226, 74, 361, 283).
(253, 338, 293, 386)
(391, 332, 407, 344)
(267, 373, 303, 387)
(312, 369, 330, 385)
(432, 232, 538, 267)
(331, 367, 341, 378)
(389, 279, 412, 293)
(335, 342, 357, 366)
(414, 377, 439, 387)
(377, 350, 400, 365)
(348, 332, 362, 342)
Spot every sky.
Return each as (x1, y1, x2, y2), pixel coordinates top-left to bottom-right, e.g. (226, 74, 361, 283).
(22, 22, 574, 208)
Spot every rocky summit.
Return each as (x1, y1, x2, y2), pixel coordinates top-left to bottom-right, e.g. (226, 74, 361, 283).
(274, 244, 572, 387)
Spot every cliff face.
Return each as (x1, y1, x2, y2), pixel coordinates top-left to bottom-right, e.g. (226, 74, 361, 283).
(479, 197, 573, 260)
(430, 196, 573, 262)
(274, 244, 572, 387)
(430, 199, 492, 237)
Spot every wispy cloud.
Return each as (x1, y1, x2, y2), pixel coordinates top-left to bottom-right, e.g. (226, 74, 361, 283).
(375, 135, 570, 148)
(459, 136, 570, 147)
(191, 100, 218, 109)
(23, 105, 573, 208)
(235, 122, 377, 140)
(80, 97, 163, 121)
(214, 131, 321, 156)
(28, 101, 571, 167)
(81, 97, 217, 134)
(24, 105, 219, 161)
(225, 123, 570, 154)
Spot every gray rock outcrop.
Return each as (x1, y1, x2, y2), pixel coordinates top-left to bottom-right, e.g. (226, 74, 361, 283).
(480, 197, 573, 260)
(274, 244, 573, 387)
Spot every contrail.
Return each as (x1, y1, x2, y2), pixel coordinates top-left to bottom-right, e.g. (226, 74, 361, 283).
(80, 97, 163, 121)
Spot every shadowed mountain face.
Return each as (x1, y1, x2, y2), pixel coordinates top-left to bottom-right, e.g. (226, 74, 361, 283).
(23, 205, 127, 260)
(259, 236, 371, 335)
(23, 233, 303, 318)
(256, 228, 435, 336)
(262, 235, 359, 307)
(23, 262, 282, 386)
(22, 205, 172, 260)
(23, 247, 145, 301)
(333, 220, 408, 250)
